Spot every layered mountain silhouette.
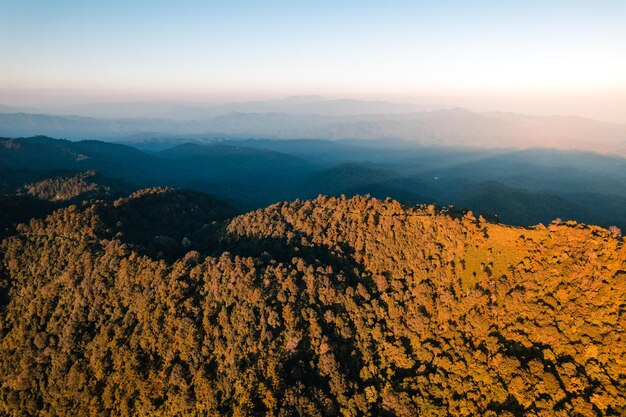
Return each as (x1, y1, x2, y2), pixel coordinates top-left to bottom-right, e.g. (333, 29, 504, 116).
(1, 106, 625, 156)
(0, 188, 624, 416)
(2, 136, 626, 229)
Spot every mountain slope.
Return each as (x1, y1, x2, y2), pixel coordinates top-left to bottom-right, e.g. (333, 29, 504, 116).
(301, 163, 435, 204)
(0, 136, 163, 184)
(2, 136, 626, 229)
(0, 192, 624, 416)
(457, 181, 598, 225)
(17, 170, 135, 202)
(0, 137, 319, 209)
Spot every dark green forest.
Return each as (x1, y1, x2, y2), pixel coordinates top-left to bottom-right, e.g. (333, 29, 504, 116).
(2, 136, 626, 229)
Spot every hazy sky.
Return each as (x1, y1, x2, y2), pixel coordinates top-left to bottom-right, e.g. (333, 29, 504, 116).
(1, 0, 625, 122)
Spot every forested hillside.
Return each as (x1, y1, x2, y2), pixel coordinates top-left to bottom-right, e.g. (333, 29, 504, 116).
(1, 189, 624, 416)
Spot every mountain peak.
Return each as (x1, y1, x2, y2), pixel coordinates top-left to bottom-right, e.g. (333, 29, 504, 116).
(280, 95, 327, 103)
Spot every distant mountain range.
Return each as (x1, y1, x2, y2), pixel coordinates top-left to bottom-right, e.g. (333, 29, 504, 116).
(1, 96, 426, 119)
(2, 136, 626, 230)
(1, 98, 625, 156)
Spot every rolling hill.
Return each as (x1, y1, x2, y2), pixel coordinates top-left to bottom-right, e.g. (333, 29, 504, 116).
(2, 136, 626, 229)
(0, 190, 624, 416)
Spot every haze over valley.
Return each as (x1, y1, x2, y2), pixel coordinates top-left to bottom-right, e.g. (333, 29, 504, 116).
(2, 97, 626, 157)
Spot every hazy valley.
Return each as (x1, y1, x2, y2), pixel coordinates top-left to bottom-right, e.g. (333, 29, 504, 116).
(2, 98, 626, 157)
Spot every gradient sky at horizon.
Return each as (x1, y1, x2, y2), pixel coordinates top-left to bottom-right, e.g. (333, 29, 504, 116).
(1, 0, 625, 122)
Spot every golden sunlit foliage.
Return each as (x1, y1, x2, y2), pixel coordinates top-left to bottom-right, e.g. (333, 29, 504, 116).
(0, 191, 624, 416)
(19, 170, 111, 202)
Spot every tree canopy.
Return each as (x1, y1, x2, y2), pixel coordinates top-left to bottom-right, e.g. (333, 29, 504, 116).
(0, 190, 624, 416)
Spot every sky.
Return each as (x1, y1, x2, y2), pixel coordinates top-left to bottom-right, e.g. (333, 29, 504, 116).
(1, 0, 625, 122)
